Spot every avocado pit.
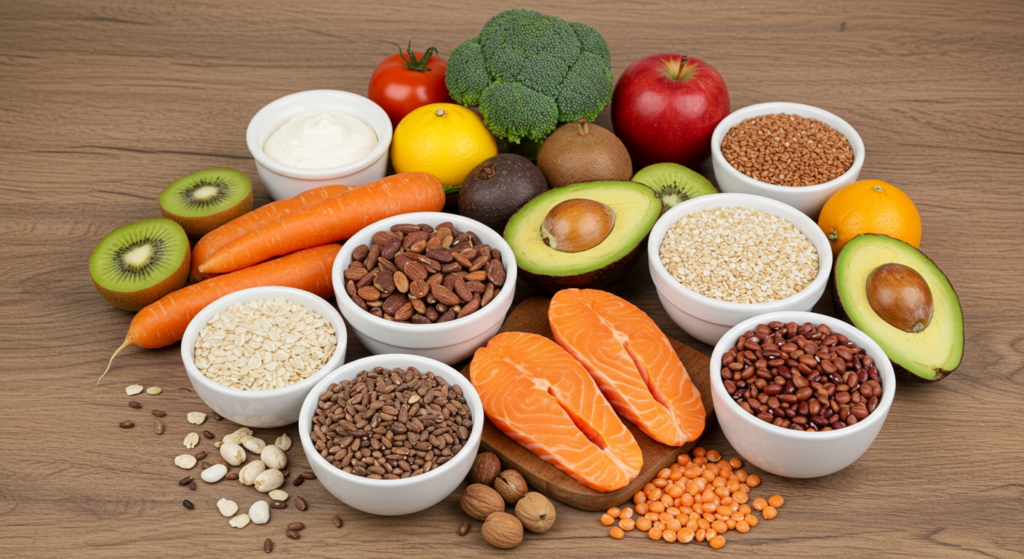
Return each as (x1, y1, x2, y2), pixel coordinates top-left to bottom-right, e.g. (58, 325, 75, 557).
(866, 263, 934, 333)
(540, 199, 615, 253)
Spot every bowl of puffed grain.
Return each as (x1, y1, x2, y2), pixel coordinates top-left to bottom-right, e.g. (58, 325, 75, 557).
(181, 286, 347, 428)
(647, 193, 832, 346)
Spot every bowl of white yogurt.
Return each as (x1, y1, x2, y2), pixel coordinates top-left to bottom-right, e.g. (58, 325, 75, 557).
(247, 90, 393, 200)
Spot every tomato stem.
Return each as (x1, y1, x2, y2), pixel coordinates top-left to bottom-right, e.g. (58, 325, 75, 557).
(394, 40, 438, 72)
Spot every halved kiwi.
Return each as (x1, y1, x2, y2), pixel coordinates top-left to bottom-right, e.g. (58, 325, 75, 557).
(159, 168, 252, 240)
(89, 218, 191, 311)
(631, 162, 717, 215)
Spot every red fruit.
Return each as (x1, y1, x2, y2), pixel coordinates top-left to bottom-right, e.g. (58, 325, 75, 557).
(611, 54, 730, 168)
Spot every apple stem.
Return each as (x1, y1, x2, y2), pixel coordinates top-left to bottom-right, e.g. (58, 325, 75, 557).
(576, 118, 589, 135)
(675, 56, 689, 80)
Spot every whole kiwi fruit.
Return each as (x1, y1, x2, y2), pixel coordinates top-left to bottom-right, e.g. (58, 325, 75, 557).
(536, 119, 632, 188)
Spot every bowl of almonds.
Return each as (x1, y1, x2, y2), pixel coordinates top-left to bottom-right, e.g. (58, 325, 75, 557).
(181, 286, 347, 428)
(331, 212, 517, 365)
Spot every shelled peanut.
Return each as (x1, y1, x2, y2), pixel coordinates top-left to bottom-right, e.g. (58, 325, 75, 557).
(600, 447, 784, 549)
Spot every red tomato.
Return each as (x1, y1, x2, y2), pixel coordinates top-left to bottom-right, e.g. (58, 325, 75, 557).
(369, 42, 454, 128)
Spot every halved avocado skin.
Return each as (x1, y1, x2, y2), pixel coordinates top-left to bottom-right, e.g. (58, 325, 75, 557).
(831, 234, 963, 382)
(504, 181, 660, 293)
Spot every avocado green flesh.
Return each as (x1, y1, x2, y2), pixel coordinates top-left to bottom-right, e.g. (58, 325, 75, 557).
(835, 234, 963, 380)
(504, 181, 661, 277)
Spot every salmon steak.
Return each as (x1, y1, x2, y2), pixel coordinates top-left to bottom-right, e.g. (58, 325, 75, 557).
(549, 289, 706, 446)
(470, 332, 643, 492)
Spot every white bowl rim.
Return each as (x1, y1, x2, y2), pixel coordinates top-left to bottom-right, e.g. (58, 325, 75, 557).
(298, 353, 484, 488)
(710, 101, 866, 194)
(332, 212, 517, 334)
(246, 89, 394, 181)
(710, 311, 896, 441)
(648, 193, 833, 315)
(181, 286, 347, 401)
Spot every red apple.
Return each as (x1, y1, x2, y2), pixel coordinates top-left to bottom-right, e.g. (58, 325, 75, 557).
(611, 54, 730, 168)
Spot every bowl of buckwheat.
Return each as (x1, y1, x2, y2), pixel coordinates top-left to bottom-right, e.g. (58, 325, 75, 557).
(710, 102, 865, 219)
(181, 286, 347, 428)
(648, 193, 833, 346)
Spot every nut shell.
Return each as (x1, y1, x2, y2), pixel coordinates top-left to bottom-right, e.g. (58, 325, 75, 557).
(515, 492, 557, 533)
(469, 452, 501, 486)
(494, 469, 528, 505)
(482, 512, 523, 549)
(460, 483, 505, 521)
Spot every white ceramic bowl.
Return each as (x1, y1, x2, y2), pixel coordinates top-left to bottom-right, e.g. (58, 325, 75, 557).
(332, 212, 517, 365)
(181, 286, 347, 428)
(246, 89, 393, 200)
(648, 193, 833, 345)
(298, 354, 483, 516)
(710, 102, 865, 219)
(710, 311, 896, 478)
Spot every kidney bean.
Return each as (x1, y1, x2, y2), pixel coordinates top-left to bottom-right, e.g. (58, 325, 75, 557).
(721, 321, 883, 432)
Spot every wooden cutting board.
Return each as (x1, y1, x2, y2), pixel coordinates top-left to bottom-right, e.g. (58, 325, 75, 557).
(460, 296, 714, 512)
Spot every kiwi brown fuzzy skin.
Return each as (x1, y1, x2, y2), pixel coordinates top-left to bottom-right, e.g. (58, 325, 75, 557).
(162, 188, 252, 242)
(92, 244, 190, 311)
(536, 120, 633, 189)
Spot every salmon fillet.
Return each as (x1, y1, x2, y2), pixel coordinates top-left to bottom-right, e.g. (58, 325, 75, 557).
(549, 289, 706, 446)
(470, 332, 643, 492)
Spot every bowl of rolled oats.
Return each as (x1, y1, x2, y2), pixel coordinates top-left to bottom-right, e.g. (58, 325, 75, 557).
(710, 102, 865, 219)
(648, 193, 832, 346)
(181, 286, 347, 428)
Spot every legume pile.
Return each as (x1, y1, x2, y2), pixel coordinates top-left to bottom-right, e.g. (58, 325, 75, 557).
(601, 448, 784, 550)
(721, 113, 854, 187)
(659, 207, 819, 304)
(722, 321, 884, 431)
(344, 221, 506, 323)
(311, 366, 472, 479)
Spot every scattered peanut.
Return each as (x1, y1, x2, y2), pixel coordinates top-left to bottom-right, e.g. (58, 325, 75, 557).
(261, 445, 288, 470)
(241, 435, 266, 453)
(220, 442, 246, 466)
(174, 455, 197, 470)
(229, 513, 250, 529)
(239, 461, 267, 486)
(217, 498, 239, 517)
(125, 384, 144, 396)
(268, 490, 289, 501)
(274, 433, 292, 451)
(249, 500, 271, 525)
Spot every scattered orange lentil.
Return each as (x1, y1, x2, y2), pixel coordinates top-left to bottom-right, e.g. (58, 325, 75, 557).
(596, 449, 783, 549)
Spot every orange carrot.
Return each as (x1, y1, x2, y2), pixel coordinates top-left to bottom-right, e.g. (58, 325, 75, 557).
(190, 184, 351, 282)
(199, 172, 444, 275)
(98, 243, 341, 384)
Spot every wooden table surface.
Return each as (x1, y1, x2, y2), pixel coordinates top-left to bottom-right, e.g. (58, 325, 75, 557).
(2, 1, 1022, 557)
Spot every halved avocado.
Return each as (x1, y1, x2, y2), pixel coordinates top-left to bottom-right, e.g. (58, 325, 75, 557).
(503, 181, 661, 293)
(833, 234, 963, 381)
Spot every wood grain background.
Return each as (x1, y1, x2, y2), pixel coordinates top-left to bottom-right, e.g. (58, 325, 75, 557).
(1, 1, 1022, 557)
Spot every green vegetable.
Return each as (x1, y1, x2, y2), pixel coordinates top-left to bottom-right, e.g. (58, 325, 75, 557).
(445, 10, 612, 147)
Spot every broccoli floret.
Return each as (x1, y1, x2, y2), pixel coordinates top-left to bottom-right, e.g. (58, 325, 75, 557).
(445, 9, 612, 146)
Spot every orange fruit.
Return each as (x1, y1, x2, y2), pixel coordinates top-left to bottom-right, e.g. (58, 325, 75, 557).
(391, 103, 497, 189)
(817, 180, 921, 255)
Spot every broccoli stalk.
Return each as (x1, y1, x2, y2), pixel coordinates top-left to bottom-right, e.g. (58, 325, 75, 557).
(445, 10, 613, 155)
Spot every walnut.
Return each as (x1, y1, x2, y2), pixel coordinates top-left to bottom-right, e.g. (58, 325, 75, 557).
(460, 484, 505, 521)
(514, 492, 557, 533)
(469, 452, 501, 486)
(482, 512, 523, 549)
(494, 469, 528, 505)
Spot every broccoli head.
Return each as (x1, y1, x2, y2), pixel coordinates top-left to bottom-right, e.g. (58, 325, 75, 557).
(445, 9, 612, 145)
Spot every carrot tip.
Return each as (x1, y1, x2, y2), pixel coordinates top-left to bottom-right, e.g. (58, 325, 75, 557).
(97, 333, 134, 385)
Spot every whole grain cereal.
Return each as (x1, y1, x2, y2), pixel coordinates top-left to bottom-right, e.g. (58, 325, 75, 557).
(721, 113, 854, 187)
(659, 206, 819, 304)
(193, 298, 337, 391)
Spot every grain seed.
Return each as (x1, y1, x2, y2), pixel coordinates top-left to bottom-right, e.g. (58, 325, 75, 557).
(125, 384, 144, 396)
(146, 387, 162, 395)
(183, 432, 200, 449)
(187, 412, 207, 425)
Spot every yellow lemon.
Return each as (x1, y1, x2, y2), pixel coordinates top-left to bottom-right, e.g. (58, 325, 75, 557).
(391, 103, 497, 190)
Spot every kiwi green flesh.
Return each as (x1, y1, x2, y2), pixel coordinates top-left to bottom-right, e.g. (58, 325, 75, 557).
(89, 218, 189, 292)
(160, 168, 251, 218)
(631, 163, 717, 214)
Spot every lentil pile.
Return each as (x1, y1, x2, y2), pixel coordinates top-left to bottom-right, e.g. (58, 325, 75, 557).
(344, 221, 506, 323)
(194, 298, 337, 391)
(722, 321, 884, 431)
(721, 113, 854, 186)
(601, 448, 784, 550)
(659, 206, 819, 304)
(311, 366, 472, 479)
